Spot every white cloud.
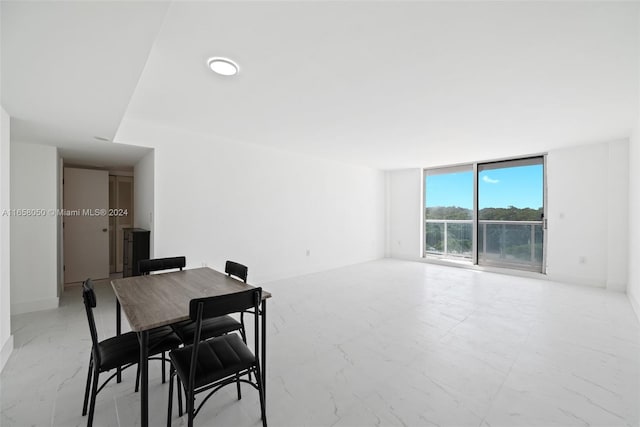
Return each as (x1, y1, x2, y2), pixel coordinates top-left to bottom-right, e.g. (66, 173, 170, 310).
(482, 175, 500, 184)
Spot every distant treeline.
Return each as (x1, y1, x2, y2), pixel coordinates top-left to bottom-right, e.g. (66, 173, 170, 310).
(426, 206, 543, 221)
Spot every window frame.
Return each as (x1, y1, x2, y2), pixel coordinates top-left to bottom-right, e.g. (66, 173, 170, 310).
(423, 154, 547, 273)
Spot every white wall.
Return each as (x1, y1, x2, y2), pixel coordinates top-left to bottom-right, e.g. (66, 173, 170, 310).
(606, 140, 629, 292)
(546, 140, 628, 289)
(386, 139, 630, 289)
(386, 169, 423, 259)
(0, 2, 12, 372)
(606, 141, 630, 291)
(630, 129, 640, 318)
(10, 142, 59, 314)
(134, 150, 154, 257)
(0, 107, 12, 371)
(116, 120, 385, 283)
(628, 10, 640, 319)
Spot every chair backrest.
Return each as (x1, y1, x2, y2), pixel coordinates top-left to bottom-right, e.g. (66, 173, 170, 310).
(82, 279, 101, 366)
(188, 288, 262, 390)
(138, 256, 186, 275)
(188, 288, 260, 322)
(225, 260, 248, 283)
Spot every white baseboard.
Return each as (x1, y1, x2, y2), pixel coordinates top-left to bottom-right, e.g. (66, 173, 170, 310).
(11, 297, 59, 315)
(0, 335, 14, 372)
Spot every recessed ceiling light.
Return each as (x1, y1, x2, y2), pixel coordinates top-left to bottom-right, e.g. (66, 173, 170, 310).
(207, 57, 239, 76)
(93, 136, 110, 142)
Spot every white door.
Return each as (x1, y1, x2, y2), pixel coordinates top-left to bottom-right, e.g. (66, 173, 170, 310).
(64, 167, 109, 284)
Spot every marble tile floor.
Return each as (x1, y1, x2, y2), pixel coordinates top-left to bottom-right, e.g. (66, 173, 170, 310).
(1, 259, 639, 427)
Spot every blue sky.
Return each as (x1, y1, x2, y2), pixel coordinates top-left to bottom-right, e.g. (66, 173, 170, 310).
(425, 165, 543, 209)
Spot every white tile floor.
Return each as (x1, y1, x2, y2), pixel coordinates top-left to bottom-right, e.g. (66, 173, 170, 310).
(1, 259, 639, 427)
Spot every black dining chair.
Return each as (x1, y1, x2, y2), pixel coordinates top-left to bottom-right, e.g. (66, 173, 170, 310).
(82, 279, 181, 427)
(226, 260, 250, 342)
(167, 288, 266, 427)
(139, 256, 186, 275)
(171, 260, 248, 345)
(225, 260, 248, 283)
(137, 256, 187, 385)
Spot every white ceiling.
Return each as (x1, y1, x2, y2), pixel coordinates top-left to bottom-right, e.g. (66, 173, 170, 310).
(1, 1, 170, 168)
(3, 1, 639, 170)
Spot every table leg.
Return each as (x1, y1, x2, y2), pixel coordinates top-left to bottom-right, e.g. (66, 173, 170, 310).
(138, 330, 149, 427)
(116, 300, 122, 383)
(261, 300, 267, 402)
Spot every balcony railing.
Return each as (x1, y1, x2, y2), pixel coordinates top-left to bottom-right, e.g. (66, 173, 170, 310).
(425, 219, 543, 271)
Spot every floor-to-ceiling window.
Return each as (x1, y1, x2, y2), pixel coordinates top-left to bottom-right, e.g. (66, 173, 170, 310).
(477, 158, 544, 271)
(424, 156, 545, 272)
(424, 166, 474, 260)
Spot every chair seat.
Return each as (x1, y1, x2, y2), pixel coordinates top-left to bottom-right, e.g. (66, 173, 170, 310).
(97, 332, 139, 372)
(172, 315, 242, 345)
(97, 326, 181, 372)
(170, 334, 255, 389)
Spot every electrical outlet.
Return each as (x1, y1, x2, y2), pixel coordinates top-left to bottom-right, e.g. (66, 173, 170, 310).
(578, 256, 586, 264)
(306, 249, 310, 256)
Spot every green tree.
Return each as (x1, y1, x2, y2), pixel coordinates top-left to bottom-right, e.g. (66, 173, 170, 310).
(425, 206, 472, 220)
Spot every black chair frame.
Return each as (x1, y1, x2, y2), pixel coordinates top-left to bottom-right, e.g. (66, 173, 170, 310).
(170, 260, 249, 347)
(82, 282, 139, 426)
(83, 359, 138, 424)
(133, 332, 178, 393)
(167, 288, 266, 427)
(135, 256, 186, 386)
(139, 256, 186, 275)
(83, 279, 181, 427)
(225, 260, 252, 342)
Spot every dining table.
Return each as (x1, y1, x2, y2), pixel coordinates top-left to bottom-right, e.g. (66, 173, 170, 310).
(111, 267, 271, 427)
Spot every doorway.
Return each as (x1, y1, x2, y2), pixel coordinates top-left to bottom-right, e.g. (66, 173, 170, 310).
(109, 175, 134, 273)
(63, 167, 109, 283)
(63, 167, 135, 284)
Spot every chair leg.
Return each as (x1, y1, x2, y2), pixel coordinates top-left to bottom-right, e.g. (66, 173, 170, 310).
(255, 364, 267, 427)
(87, 366, 100, 427)
(187, 391, 194, 427)
(167, 369, 174, 427)
(82, 357, 93, 416)
(135, 363, 141, 392)
(177, 376, 183, 416)
(236, 373, 242, 400)
(162, 351, 166, 384)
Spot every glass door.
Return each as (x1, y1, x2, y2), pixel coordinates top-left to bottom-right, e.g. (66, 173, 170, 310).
(477, 157, 545, 272)
(424, 166, 474, 261)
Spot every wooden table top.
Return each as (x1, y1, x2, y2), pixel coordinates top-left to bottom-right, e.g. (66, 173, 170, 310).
(111, 267, 271, 332)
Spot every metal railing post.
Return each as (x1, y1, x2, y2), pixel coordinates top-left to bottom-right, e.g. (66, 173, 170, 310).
(482, 223, 487, 258)
(443, 221, 448, 255)
(530, 224, 535, 264)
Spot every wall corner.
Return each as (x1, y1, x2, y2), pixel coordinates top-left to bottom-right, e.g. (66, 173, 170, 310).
(0, 334, 14, 372)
